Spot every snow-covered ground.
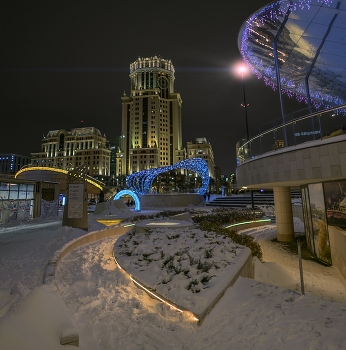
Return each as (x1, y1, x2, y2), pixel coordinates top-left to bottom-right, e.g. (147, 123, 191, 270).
(1, 207, 346, 349)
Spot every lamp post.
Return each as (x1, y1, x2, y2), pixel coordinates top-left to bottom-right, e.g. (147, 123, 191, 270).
(237, 64, 254, 209)
(239, 65, 250, 140)
(230, 173, 235, 194)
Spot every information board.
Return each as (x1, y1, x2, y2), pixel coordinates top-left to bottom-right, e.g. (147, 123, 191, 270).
(68, 184, 84, 218)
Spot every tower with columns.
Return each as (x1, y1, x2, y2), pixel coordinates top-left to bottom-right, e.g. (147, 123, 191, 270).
(119, 56, 184, 176)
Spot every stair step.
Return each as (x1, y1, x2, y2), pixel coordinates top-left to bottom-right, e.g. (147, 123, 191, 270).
(207, 192, 300, 208)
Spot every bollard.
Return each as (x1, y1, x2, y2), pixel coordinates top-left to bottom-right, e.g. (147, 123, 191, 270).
(297, 239, 305, 295)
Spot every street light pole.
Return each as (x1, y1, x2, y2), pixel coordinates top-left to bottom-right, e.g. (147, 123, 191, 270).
(238, 64, 254, 210)
(241, 71, 250, 140)
(239, 66, 250, 141)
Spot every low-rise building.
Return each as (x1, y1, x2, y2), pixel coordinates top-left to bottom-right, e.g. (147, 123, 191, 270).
(31, 127, 110, 177)
(186, 138, 216, 180)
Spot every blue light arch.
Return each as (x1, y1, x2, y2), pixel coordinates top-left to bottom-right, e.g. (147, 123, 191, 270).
(114, 189, 141, 211)
(126, 158, 210, 195)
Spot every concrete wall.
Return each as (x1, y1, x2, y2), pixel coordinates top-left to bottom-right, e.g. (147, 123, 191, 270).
(198, 248, 253, 325)
(140, 193, 204, 208)
(328, 226, 346, 280)
(237, 135, 346, 189)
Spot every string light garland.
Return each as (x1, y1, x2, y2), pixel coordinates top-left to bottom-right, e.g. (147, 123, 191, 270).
(15, 166, 103, 190)
(114, 189, 141, 211)
(238, 0, 345, 109)
(126, 158, 210, 195)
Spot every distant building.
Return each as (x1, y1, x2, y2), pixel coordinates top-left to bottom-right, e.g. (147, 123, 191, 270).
(0, 175, 60, 224)
(186, 138, 216, 180)
(120, 56, 184, 176)
(31, 127, 111, 178)
(214, 166, 222, 194)
(107, 136, 121, 186)
(0, 154, 31, 175)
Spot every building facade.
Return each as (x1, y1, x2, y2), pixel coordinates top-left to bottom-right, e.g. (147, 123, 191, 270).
(119, 56, 184, 176)
(186, 138, 216, 180)
(0, 154, 31, 175)
(31, 127, 110, 177)
(0, 176, 60, 224)
(107, 136, 122, 186)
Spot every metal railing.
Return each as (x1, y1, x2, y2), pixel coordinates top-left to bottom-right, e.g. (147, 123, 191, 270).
(236, 104, 346, 165)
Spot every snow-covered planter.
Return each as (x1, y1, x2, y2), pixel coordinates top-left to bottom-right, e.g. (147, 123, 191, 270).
(114, 227, 252, 322)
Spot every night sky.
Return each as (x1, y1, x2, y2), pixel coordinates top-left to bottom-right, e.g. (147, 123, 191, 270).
(1, 0, 306, 175)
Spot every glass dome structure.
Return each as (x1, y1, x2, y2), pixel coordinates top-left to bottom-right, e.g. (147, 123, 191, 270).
(239, 0, 346, 108)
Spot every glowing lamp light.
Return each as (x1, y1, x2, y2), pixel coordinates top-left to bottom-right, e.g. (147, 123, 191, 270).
(225, 218, 271, 229)
(96, 219, 123, 226)
(123, 223, 136, 228)
(238, 65, 247, 76)
(232, 62, 250, 79)
(146, 222, 180, 226)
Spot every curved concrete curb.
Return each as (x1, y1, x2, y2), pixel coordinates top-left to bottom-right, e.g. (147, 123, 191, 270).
(44, 221, 253, 326)
(43, 224, 133, 285)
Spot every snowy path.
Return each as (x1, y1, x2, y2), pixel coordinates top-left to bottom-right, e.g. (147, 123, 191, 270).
(55, 236, 346, 350)
(0, 217, 105, 293)
(55, 237, 193, 349)
(0, 220, 63, 290)
(259, 238, 346, 303)
(240, 224, 346, 303)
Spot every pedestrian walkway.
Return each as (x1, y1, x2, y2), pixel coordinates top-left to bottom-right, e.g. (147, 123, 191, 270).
(258, 237, 346, 303)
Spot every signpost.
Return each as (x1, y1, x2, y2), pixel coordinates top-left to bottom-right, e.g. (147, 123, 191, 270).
(68, 184, 84, 219)
(62, 165, 88, 231)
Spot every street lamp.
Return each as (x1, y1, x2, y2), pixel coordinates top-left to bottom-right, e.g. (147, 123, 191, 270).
(236, 63, 254, 209)
(238, 65, 250, 140)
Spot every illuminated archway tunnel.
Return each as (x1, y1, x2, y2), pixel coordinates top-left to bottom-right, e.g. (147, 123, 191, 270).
(114, 189, 141, 211)
(126, 158, 210, 195)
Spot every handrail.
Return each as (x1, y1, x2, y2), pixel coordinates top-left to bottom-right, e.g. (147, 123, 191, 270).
(237, 104, 346, 165)
(241, 103, 346, 149)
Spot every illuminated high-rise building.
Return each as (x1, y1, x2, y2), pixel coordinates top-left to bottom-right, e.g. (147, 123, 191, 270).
(119, 56, 184, 175)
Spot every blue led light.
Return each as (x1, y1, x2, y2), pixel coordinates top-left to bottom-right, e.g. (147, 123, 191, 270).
(114, 189, 141, 211)
(126, 158, 210, 195)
